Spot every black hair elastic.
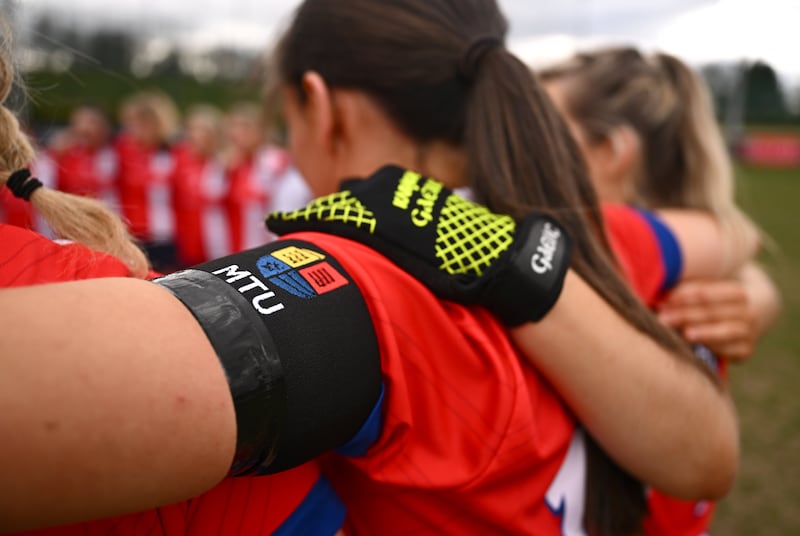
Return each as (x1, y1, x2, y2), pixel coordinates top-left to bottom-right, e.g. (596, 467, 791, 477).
(6, 169, 44, 201)
(458, 35, 502, 80)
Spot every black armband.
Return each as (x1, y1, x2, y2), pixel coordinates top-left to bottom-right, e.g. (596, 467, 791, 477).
(153, 238, 382, 475)
(154, 269, 286, 476)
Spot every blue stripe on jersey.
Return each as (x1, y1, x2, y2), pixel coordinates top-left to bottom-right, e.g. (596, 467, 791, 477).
(272, 475, 347, 536)
(634, 208, 683, 292)
(336, 384, 385, 457)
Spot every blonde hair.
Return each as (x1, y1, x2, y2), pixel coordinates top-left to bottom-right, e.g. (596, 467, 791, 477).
(187, 104, 224, 131)
(185, 104, 224, 148)
(540, 47, 759, 259)
(121, 90, 181, 144)
(226, 101, 268, 135)
(0, 28, 149, 278)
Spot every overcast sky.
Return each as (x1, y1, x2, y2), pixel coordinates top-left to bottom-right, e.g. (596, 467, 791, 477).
(19, 0, 800, 84)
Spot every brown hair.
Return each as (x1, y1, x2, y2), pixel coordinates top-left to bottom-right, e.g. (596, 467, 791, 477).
(274, 2, 717, 533)
(540, 46, 759, 263)
(0, 27, 148, 278)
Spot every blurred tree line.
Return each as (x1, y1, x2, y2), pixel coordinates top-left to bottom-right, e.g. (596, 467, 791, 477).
(702, 61, 800, 130)
(11, 8, 800, 134)
(13, 9, 265, 132)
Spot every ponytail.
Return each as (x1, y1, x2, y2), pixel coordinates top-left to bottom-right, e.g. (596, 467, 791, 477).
(652, 52, 760, 269)
(542, 47, 761, 275)
(466, 45, 675, 536)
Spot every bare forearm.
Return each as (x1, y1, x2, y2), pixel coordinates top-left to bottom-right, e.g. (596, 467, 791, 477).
(510, 271, 738, 499)
(656, 209, 758, 279)
(0, 279, 236, 531)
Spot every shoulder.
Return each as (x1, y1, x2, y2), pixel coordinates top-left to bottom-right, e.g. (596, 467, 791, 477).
(159, 235, 385, 472)
(601, 203, 682, 304)
(284, 235, 543, 477)
(0, 224, 130, 287)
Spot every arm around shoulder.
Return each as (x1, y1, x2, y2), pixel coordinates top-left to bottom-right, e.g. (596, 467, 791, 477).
(0, 278, 237, 532)
(509, 270, 739, 500)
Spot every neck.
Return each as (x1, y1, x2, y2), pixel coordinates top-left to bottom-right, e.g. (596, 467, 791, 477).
(595, 180, 629, 205)
(334, 90, 467, 189)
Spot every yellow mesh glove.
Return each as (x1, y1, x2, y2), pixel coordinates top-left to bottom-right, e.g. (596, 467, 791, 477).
(267, 165, 571, 325)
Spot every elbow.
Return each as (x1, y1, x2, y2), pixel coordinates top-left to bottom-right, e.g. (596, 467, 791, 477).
(694, 435, 739, 500)
(676, 414, 740, 501)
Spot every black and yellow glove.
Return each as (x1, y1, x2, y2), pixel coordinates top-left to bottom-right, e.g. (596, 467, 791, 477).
(266, 165, 571, 326)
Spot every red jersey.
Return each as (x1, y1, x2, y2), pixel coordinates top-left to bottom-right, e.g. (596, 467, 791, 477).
(17, 463, 343, 536)
(281, 232, 584, 535)
(0, 187, 36, 230)
(115, 134, 175, 243)
(0, 224, 130, 285)
(2, 224, 344, 536)
(288, 204, 705, 535)
(226, 146, 299, 253)
(55, 144, 119, 208)
(602, 204, 715, 536)
(602, 204, 682, 306)
(170, 142, 230, 266)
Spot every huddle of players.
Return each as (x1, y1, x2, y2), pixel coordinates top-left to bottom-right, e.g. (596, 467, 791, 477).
(0, 1, 782, 535)
(0, 97, 310, 270)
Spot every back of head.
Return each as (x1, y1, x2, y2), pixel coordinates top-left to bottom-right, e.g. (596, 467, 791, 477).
(0, 25, 148, 278)
(274, 2, 714, 534)
(540, 46, 757, 241)
(275, 0, 594, 219)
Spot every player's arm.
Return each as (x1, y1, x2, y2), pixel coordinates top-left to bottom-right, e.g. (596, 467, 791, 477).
(655, 209, 759, 279)
(0, 278, 236, 532)
(509, 272, 738, 501)
(0, 240, 381, 533)
(508, 206, 741, 499)
(266, 167, 739, 500)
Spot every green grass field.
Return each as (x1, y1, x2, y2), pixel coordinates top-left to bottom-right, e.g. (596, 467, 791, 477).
(712, 165, 800, 534)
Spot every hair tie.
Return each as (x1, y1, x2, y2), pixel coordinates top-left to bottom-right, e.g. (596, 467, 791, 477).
(458, 35, 502, 81)
(6, 169, 44, 201)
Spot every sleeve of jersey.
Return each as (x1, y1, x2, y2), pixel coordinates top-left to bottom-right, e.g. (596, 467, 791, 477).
(294, 233, 569, 490)
(151, 236, 383, 475)
(0, 224, 131, 288)
(601, 204, 683, 305)
(15, 462, 346, 536)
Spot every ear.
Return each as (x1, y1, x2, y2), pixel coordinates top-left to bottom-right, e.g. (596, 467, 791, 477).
(607, 124, 640, 179)
(299, 71, 337, 156)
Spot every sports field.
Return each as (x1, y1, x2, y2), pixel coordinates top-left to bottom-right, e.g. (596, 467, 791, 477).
(712, 165, 800, 534)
